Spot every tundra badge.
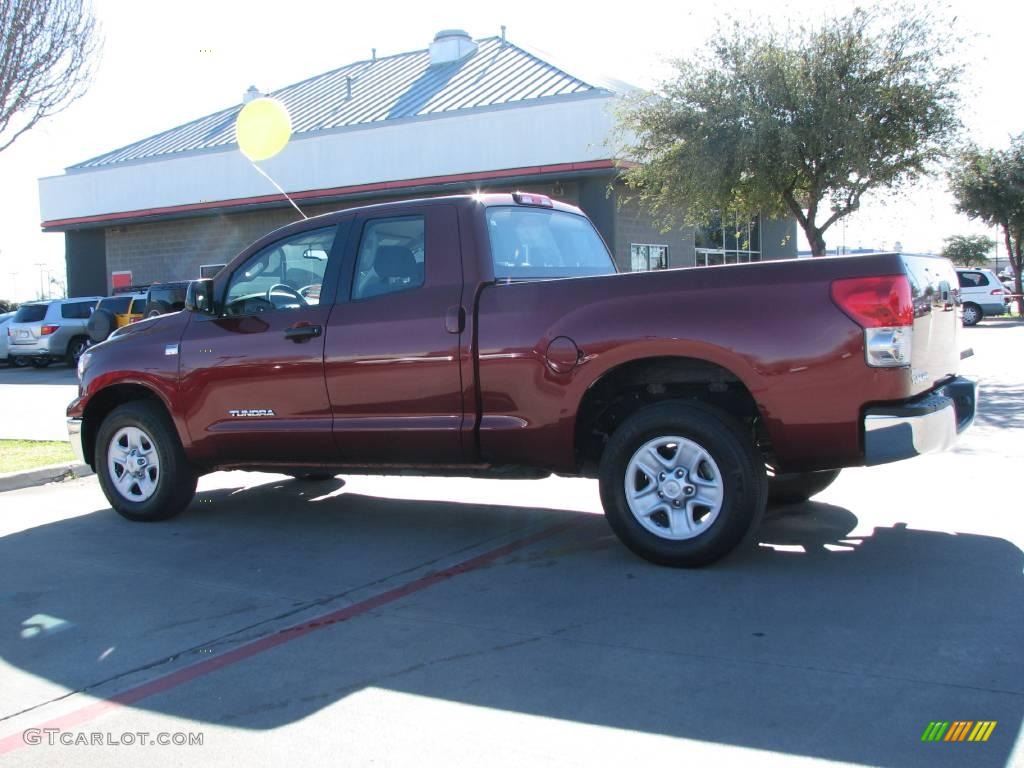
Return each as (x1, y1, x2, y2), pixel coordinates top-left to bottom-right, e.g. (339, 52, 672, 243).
(228, 409, 277, 417)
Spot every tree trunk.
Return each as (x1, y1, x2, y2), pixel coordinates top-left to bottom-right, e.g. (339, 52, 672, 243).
(805, 226, 828, 257)
(1005, 226, 1024, 318)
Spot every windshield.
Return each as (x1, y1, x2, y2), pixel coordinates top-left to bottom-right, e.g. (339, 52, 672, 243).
(487, 207, 616, 280)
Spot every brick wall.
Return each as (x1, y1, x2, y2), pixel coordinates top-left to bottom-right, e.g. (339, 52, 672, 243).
(612, 193, 696, 271)
(101, 182, 582, 290)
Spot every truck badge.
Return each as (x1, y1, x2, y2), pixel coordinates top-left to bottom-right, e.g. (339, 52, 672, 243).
(228, 409, 276, 417)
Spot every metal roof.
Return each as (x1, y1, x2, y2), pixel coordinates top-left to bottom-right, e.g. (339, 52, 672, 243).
(70, 37, 606, 171)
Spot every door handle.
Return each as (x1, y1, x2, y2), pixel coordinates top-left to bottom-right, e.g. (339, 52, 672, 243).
(284, 324, 322, 342)
(445, 305, 465, 334)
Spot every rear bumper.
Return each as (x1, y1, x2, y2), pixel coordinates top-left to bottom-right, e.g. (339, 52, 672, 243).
(67, 418, 85, 464)
(863, 377, 977, 466)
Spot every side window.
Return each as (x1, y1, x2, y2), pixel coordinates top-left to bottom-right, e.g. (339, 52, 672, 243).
(352, 216, 425, 301)
(225, 226, 335, 316)
(958, 272, 983, 289)
(61, 301, 95, 319)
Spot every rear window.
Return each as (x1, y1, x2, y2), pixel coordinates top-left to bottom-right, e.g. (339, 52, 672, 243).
(61, 301, 95, 319)
(13, 304, 47, 323)
(98, 297, 132, 314)
(487, 207, 617, 280)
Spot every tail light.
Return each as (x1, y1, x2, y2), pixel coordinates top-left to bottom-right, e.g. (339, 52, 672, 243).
(831, 275, 913, 368)
(991, 288, 1007, 295)
(40, 325, 59, 336)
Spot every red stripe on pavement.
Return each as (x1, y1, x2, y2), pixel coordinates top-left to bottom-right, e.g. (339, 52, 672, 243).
(0, 523, 570, 755)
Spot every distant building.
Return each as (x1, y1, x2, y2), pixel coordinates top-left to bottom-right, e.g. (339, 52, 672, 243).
(39, 29, 797, 296)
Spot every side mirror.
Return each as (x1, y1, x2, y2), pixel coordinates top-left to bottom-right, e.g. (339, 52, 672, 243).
(185, 279, 216, 315)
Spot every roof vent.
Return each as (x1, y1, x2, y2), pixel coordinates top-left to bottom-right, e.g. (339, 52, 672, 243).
(243, 85, 261, 104)
(429, 29, 477, 66)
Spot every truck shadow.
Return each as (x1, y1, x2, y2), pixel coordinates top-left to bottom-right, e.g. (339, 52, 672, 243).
(0, 480, 1020, 767)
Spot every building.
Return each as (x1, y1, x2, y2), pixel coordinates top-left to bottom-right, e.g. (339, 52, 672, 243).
(38, 29, 796, 296)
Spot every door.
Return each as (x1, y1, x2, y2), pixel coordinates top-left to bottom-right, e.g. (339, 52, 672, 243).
(179, 224, 342, 464)
(324, 205, 467, 464)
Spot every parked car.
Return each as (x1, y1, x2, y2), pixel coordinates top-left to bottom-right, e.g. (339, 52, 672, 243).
(955, 267, 1009, 325)
(7, 297, 102, 367)
(69, 193, 975, 568)
(144, 282, 190, 317)
(87, 293, 148, 343)
(0, 311, 15, 365)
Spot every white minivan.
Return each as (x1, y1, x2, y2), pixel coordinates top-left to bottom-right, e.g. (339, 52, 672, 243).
(955, 268, 1009, 326)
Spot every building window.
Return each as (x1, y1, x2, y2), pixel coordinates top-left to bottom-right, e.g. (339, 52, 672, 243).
(631, 244, 669, 271)
(695, 213, 761, 266)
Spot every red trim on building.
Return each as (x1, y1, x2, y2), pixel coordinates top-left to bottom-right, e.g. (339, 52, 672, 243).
(41, 159, 631, 231)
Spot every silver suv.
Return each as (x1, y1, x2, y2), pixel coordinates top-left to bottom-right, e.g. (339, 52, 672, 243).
(7, 297, 103, 368)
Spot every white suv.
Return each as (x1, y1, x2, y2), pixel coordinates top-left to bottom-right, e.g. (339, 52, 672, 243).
(955, 268, 1009, 326)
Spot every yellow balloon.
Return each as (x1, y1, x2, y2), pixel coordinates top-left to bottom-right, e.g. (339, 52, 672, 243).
(235, 97, 292, 162)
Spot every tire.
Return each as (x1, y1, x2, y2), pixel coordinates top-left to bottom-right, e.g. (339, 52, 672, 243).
(767, 469, 841, 505)
(30, 358, 50, 368)
(598, 401, 768, 568)
(13, 356, 29, 368)
(87, 308, 116, 343)
(95, 401, 197, 522)
(65, 337, 89, 367)
(962, 303, 982, 326)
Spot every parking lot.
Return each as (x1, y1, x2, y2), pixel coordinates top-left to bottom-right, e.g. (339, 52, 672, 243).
(0, 364, 78, 442)
(0, 320, 1022, 767)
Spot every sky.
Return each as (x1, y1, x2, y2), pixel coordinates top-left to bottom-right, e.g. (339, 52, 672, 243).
(0, 0, 1021, 301)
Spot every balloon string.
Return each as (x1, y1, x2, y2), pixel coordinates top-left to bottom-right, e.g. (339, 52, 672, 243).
(249, 161, 308, 220)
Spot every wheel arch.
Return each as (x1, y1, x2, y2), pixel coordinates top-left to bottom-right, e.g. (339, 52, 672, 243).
(574, 355, 771, 474)
(81, 383, 177, 467)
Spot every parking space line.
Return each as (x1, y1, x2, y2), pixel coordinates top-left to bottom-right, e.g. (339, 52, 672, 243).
(0, 521, 572, 755)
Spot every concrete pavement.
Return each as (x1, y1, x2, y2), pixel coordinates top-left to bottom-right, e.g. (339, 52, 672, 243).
(0, 319, 1020, 766)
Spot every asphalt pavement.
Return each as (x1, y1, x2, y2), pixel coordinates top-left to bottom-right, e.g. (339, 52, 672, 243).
(0, 364, 78, 441)
(0, 319, 1021, 767)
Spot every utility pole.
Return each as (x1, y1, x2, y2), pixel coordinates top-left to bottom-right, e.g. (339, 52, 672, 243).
(33, 262, 47, 299)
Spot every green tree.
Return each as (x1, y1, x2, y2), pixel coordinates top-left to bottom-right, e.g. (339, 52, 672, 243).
(949, 135, 1024, 314)
(0, 0, 102, 154)
(618, 5, 962, 256)
(941, 234, 995, 267)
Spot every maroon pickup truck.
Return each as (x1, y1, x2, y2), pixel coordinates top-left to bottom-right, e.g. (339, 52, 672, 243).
(68, 193, 976, 567)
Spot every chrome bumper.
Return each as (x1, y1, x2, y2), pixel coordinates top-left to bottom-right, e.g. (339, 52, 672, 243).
(67, 418, 85, 464)
(864, 377, 977, 466)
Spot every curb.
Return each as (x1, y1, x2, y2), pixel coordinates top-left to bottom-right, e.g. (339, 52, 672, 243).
(0, 462, 94, 493)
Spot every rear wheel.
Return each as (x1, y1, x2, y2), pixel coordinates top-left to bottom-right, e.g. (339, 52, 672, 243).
(599, 402, 767, 567)
(65, 337, 89, 367)
(767, 469, 841, 505)
(962, 303, 982, 326)
(96, 401, 197, 521)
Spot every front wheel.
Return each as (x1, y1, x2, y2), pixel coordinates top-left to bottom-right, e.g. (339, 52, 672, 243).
(599, 402, 767, 568)
(95, 401, 197, 521)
